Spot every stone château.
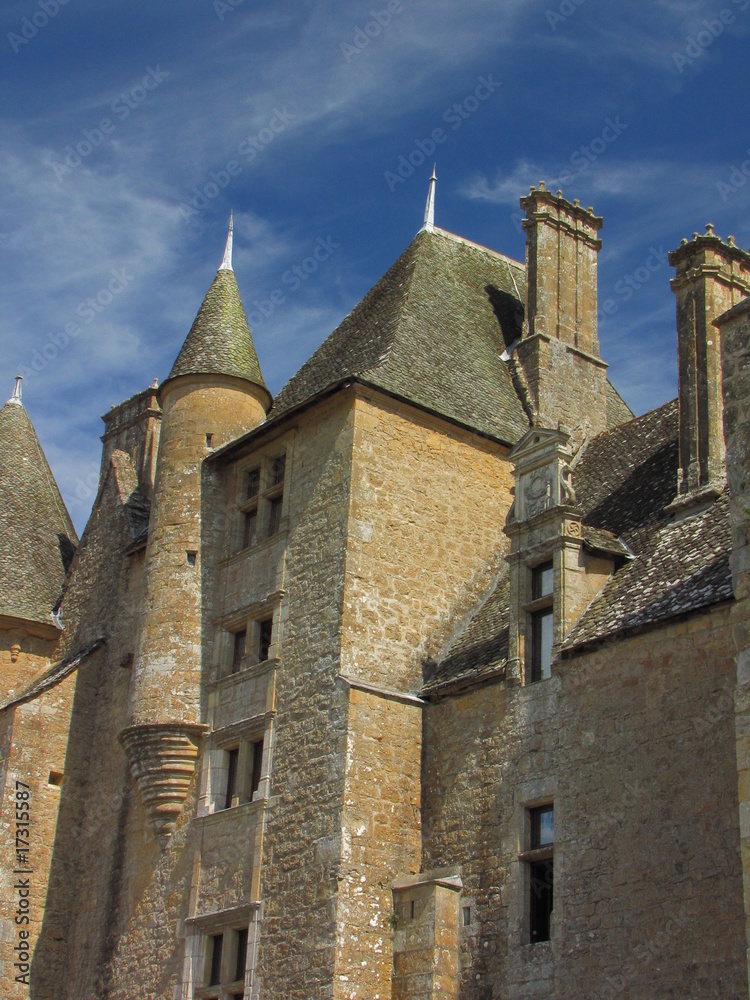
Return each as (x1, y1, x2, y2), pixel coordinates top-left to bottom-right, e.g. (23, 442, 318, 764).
(2, 179, 750, 999)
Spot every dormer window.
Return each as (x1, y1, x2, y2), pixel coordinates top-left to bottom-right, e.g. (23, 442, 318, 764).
(529, 562, 553, 683)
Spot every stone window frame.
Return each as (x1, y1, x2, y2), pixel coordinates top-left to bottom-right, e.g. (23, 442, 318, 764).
(216, 596, 281, 680)
(236, 447, 288, 552)
(185, 903, 259, 1000)
(203, 721, 269, 816)
(523, 558, 554, 684)
(517, 795, 555, 946)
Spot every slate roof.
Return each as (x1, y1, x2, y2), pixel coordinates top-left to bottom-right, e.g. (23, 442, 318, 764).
(424, 397, 734, 693)
(168, 268, 268, 392)
(423, 575, 510, 697)
(0, 637, 104, 711)
(0, 398, 78, 625)
(270, 227, 531, 443)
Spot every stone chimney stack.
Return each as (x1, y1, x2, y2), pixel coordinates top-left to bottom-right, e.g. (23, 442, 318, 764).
(668, 226, 750, 503)
(515, 184, 608, 435)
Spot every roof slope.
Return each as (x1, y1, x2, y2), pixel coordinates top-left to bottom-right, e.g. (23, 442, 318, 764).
(168, 268, 267, 389)
(424, 398, 733, 691)
(0, 399, 78, 625)
(271, 227, 531, 443)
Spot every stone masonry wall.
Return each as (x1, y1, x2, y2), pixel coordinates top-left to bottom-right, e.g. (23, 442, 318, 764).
(718, 296, 750, 992)
(422, 606, 746, 999)
(0, 629, 69, 1000)
(254, 393, 355, 999)
(341, 391, 515, 693)
(334, 391, 515, 998)
(334, 687, 422, 999)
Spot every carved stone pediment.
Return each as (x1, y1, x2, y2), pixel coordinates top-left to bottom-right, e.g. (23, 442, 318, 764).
(509, 427, 574, 522)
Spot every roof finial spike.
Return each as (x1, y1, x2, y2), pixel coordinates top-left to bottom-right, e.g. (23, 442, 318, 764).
(8, 375, 23, 406)
(219, 211, 234, 271)
(421, 165, 437, 233)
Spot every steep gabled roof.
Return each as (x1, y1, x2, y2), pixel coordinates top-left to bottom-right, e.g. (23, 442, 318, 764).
(0, 394, 78, 625)
(168, 268, 268, 392)
(271, 227, 531, 443)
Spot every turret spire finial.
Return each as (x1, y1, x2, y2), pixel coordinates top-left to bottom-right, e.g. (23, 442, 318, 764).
(421, 165, 437, 233)
(8, 375, 22, 406)
(219, 212, 233, 271)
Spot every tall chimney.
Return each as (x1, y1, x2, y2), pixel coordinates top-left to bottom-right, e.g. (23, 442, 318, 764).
(668, 226, 750, 503)
(516, 184, 608, 434)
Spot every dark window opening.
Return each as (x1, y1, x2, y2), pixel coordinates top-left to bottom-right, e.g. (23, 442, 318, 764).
(208, 933, 223, 986)
(528, 804, 554, 943)
(48, 770, 63, 787)
(258, 618, 273, 660)
(268, 496, 283, 536)
(246, 468, 261, 499)
(250, 739, 264, 797)
(206, 433, 213, 448)
(187, 551, 197, 567)
(235, 927, 249, 982)
(270, 454, 286, 486)
(224, 748, 239, 809)
(463, 906, 471, 926)
(232, 631, 246, 673)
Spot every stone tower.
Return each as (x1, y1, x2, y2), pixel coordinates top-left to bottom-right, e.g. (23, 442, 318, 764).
(121, 220, 271, 836)
(0, 377, 78, 1000)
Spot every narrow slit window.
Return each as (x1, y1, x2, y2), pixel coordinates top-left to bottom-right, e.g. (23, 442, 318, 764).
(234, 927, 249, 982)
(232, 630, 246, 673)
(250, 739, 264, 798)
(528, 805, 554, 943)
(258, 618, 273, 661)
(224, 748, 239, 809)
(208, 933, 223, 986)
(268, 495, 283, 536)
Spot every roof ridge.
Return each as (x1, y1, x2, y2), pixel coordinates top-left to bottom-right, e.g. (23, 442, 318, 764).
(431, 226, 525, 271)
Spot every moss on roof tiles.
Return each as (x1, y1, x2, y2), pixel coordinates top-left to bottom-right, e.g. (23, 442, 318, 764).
(0, 400, 78, 625)
(271, 228, 531, 443)
(168, 269, 267, 388)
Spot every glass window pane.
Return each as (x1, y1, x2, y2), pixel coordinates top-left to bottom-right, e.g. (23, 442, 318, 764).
(532, 562, 553, 599)
(270, 455, 286, 486)
(235, 927, 248, 982)
(269, 496, 283, 535)
(246, 468, 261, 499)
(531, 805, 554, 847)
(208, 933, 223, 985)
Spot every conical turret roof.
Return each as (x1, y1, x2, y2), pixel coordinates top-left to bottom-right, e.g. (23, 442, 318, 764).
(167, 240, 267, 391)
(0, 386, 78, 626)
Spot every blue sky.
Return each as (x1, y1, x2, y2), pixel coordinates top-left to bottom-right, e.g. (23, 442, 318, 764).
(2, 0, 749, 532)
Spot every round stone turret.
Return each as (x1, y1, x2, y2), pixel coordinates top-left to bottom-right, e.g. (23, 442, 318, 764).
(121, 222, 270, 837)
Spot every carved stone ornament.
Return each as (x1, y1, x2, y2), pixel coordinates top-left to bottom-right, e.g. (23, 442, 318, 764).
(119, 722, 207, 838)
(524, 471, 551, 517)
(10, 643, 21, 663)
